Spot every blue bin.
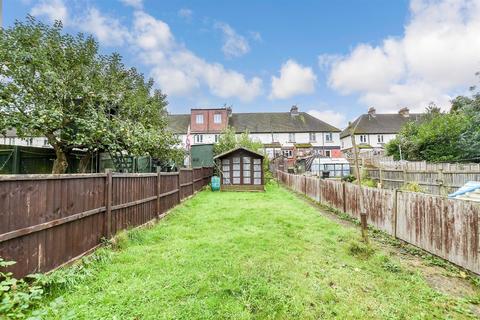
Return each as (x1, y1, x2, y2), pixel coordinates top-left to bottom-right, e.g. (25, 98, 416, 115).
(211, 176, 220, 191)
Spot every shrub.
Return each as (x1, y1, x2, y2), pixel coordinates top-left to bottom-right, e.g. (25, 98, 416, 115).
(347, 241, 375, 259)
(401, 182, 424, 193)
(341, 174, 356, 183)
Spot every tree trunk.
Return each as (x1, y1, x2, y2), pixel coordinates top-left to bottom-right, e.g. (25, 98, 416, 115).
(52, 145, 68, 174)
(79, 152, 92, 173)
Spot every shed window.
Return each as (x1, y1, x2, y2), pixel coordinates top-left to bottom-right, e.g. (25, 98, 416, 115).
(242, 157, 251, 184)
(222, 159, 230, 184)
(253, 158, 262, 185)
(232, 157, 241, 184)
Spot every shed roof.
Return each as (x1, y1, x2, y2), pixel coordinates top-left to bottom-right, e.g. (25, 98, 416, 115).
(213, 147, 264, 160)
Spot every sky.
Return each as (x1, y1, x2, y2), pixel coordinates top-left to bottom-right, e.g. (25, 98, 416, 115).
(4, 0, 480, 129)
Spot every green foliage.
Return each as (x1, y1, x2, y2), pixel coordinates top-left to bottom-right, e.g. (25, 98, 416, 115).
(385, 91, 480, 162)
(213, 126, 273, 183)
(341, 174, 356, 183)
(401, 182, 424, 193)
(0, 17, 180, 173)
(0, 258, 45, 319)
(347, 241, 375, 259)
(213, 126, 262, 155)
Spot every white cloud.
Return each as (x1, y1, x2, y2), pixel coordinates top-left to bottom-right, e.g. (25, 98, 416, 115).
(325, 0, 480, 112)
(270, 59, 317, 99)
(308, 109, 346, 129)
(132, 12, 262, 100)
(120, 0, 143, 9)
(31, 0, 68, 23)
(178, 8, 193, 20)
(29, 3, 262, 101)
(76, 8, 130, 46)
(215, 22, 250, 58)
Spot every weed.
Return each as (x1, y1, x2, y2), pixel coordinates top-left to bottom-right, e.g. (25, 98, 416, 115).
(347, 240, 375, 259)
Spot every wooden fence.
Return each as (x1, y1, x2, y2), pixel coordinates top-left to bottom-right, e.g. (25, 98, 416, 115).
(0, 167, 213, 278)
(366, 166, 480, 195)
(276, 171, 480, 274)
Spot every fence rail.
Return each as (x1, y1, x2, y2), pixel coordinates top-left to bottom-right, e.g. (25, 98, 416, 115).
(0, 167, 213, 278)
(276, 171, 480, 274)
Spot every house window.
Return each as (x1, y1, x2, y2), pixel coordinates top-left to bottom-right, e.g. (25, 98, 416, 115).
(214, 134, 220, 143)
(214, 114, 222, 124)
(44, 139, 49, 146)
(272, 133, 279, 142)
(288, 133, 295, 143)
(377, 135, 384, 143)
(8, 137, 14, 145)
(359, 135, 367, 143)
(195, 134, 203, 143)
(309, 133, 316, 142)
(282, 150, 293, 158)
(26, 138, 33, 146)
(341, 140, 344, 149)
(325, 132, 333, 142)
(196, 114, 204, 124)
(325, 150, 331, 157)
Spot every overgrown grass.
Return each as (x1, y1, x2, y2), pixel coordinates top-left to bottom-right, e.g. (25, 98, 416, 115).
(30, 185, 478, 319)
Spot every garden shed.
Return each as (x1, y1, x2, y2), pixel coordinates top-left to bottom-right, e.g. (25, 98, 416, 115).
(214, 147, 264, 191)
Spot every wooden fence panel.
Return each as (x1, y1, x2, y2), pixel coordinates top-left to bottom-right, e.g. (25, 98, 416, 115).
(159, 173, 180, 214)
(180, 169, 194, 199)
(0, 175, 106, 277)
(0, 169, 212, 278)
(305, 176, 320, 202)
(396, 192, 480, 273)
(111, 174, 158, 236)
(320, 179, 344, 211)
(344, 183, 395, 235)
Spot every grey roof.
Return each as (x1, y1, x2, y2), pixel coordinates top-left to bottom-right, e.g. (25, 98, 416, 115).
(167, 112, 340, 134)
(167, 114, 190, 134)
(340, 113, 425, 138)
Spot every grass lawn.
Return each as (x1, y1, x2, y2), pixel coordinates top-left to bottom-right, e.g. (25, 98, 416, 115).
(38, 185, 479, 319)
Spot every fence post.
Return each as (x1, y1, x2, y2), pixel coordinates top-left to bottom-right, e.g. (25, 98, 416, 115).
(191, 169, 194, 195)
(157, 167, 161, 217)
(304, 176, 307, 195)
(393, 189, 398, 238)
(379, 167, 383, 188)
(437, 168, 445, 196)
(342, 182, 347, 213)
(105, 170, 112, 239)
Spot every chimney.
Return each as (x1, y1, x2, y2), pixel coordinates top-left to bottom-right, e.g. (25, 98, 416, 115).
(398, 107, 410, 117)
(290, 105, 299, 117)
(367, 107, 376, 116)
(226, 106, 232, 117)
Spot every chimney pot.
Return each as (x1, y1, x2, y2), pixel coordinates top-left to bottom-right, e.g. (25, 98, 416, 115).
(398, 107, 410, 117)
(290, 105, 299, 116)
(367, 107, 376, 116)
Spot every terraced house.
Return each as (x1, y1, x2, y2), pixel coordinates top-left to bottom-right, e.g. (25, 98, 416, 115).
(168, 106, 341, 160)
(340, 107, 424, 153)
